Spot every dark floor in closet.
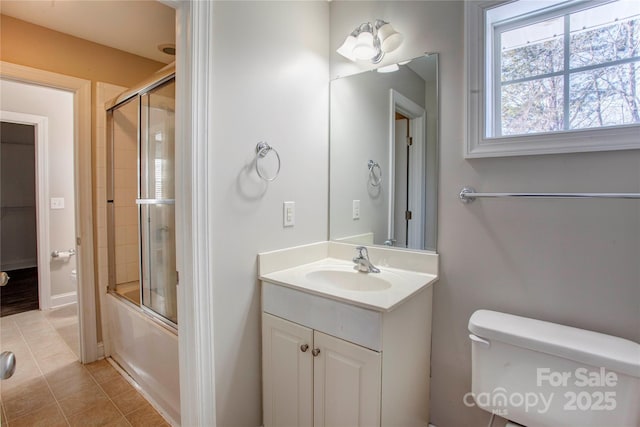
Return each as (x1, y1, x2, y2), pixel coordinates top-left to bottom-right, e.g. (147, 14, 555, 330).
(1, 267, 39, 317)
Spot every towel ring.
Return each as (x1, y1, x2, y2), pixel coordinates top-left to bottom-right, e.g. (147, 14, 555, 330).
(368, 160, 382, 187)
(255, 142, 281, 182)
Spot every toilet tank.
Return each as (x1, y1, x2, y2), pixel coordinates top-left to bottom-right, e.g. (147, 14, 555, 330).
(468, 310, 640, 427)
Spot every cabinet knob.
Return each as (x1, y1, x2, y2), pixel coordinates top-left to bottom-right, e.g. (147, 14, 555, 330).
(312, 348, 321, 357)
(300, 344, 309, 352)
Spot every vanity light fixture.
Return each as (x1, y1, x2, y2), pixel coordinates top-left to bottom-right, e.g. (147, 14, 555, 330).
(337, 19, 403, 64)
(376, 64, 400, 73)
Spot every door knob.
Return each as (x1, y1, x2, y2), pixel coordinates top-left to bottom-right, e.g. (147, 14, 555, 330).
(300, 344, 309, 352)
(312, 348, 321, 357)
(0, 351, 16, 379)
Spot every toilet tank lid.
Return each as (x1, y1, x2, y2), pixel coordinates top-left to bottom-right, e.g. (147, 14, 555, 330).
(469, 310, 640, 378)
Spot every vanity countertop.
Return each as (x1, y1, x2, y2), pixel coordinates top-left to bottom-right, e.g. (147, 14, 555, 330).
(260, 255, 437, 312)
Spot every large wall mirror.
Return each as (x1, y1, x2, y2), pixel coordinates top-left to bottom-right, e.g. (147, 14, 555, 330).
(329, 53, 438, 251)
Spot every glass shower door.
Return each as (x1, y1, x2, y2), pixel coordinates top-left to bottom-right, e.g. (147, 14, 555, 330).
(138, 79, 177, 324)
(107, 97, 141, 305)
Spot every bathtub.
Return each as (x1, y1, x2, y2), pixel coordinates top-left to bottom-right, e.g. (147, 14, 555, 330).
(105, 294, 180, 424)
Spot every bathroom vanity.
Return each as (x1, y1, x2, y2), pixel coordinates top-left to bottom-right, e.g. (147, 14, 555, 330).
(259, 242, 438, 427)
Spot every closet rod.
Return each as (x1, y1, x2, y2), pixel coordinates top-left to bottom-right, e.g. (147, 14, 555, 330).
(459, 187, 640, 203)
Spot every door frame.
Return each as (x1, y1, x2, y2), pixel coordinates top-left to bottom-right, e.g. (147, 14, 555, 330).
(0, 62, 97, 363)
(160, 1, 218, 425)
(0, 110, 52, 311)
(388, 89, 426, 249)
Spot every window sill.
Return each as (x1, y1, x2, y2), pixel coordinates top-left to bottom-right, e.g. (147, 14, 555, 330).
(465, 123, 640, 158)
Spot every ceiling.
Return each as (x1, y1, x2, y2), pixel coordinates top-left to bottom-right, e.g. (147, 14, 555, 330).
(1, 0, 176, 64)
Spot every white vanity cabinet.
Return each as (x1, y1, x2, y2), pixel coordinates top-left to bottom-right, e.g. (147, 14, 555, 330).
(262, 313, 381, 427)
(261, 280, 433, 427)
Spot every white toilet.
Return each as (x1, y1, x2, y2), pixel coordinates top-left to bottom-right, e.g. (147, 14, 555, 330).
(469, 310, 640, 427)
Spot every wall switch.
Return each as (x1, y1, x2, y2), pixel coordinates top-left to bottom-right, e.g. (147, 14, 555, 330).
(352, 200, 360, 220)
(50, 197, 65, 210)
(283, 201, 295, 227)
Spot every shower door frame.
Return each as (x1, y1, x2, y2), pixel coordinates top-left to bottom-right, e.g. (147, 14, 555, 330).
(106, 74, 178, 329)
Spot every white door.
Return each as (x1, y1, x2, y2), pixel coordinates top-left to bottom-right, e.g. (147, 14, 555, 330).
(313, 331, 381, 427)
(262, 313, 313, 427)
(394, 116, 409, 247)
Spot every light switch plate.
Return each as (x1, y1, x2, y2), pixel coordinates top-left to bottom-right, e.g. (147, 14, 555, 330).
(50, 197, 65, 210)
(352, 200, 360, 220)
(283, 201, 295, 227)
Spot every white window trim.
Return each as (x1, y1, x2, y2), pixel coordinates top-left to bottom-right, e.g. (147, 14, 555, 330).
(465, 0, 640, 158)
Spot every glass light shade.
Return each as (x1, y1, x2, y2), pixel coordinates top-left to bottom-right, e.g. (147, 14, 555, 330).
(377, 23, 403, 53)
(336, 35, 357, 61)
(353, 31, 377, 60)
(376, 64, 399, 73)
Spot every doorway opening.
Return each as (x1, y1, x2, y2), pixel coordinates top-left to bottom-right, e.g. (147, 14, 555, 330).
(0, 121, 39, 316)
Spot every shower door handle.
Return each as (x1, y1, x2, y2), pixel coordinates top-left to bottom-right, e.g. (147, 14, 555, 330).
(135, 199, 175, 205)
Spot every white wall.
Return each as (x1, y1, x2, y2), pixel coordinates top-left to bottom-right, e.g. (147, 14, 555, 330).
(210, 2, 329, 425)
(330, 2, 640, 427)
(0, 79, 77, 299)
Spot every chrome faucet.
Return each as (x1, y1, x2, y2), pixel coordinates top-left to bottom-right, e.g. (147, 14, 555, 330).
(353, 246, 380, 273)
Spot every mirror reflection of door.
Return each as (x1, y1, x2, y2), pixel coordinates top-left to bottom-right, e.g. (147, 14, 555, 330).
(389, 90, 426, 251)
(394, 113, 410, 248)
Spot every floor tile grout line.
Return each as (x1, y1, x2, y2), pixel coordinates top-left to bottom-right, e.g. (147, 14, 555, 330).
(12, 312, 71, 426)
(104, 357, 173, 425)
(106, 358, 169, 422)
(5, 310, 165, 426)
(41, 307, 132, 426)
(87, 366, 134, 426)
(42, 306, 80, 362)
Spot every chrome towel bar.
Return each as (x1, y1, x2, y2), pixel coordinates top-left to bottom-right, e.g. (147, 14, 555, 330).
(459, 187, 640, 203)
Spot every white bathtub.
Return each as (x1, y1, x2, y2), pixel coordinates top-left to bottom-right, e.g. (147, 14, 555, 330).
(105, 294, 180, 424)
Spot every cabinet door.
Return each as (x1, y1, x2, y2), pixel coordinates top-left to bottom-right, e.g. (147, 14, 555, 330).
(313, 331, 381, 427)
(262, 313, 313, 427)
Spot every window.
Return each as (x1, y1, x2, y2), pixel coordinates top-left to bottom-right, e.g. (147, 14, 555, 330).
(466, 0, 640, 157)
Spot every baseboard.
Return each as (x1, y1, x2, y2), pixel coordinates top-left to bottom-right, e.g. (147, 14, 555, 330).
(1, 259, 37, 271)
(97, 342, 105, 359)
(50, 291, 77, 308)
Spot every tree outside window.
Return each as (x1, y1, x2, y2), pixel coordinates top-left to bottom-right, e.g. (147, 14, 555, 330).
(497, 1, 640, 137)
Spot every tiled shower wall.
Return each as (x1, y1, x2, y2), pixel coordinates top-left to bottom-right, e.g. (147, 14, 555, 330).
(113, 103, 139, 285)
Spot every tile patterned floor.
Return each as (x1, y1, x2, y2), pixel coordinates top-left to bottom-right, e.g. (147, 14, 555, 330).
(0, 306, 170, 426)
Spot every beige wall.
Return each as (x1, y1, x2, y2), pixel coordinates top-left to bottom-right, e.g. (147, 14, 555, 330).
(330, 2, 640, 427)
(0, 15, 166, 88)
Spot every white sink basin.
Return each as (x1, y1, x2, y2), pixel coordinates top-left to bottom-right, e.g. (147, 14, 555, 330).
(260, 257, 438, 311)
(305, 269, 392, 291)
